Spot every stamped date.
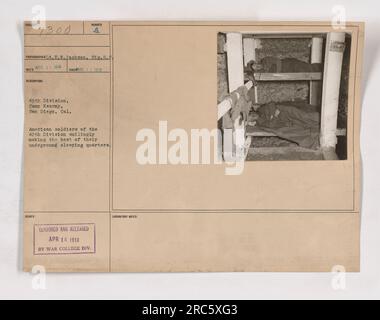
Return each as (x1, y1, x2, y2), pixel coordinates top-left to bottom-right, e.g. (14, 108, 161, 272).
(33, 223, 96, 255)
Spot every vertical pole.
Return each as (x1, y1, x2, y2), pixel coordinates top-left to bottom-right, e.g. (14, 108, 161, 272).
(320, 32, 345, 157)
(243, 37, 255, 67)
(225, 33, 246, 161)
(226, 33, 244, 93)
(309, 37, 324, 105)
(243, 36, 258, 103)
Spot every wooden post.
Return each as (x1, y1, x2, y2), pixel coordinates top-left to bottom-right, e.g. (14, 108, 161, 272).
(242, 36, 259, 103)
(243, 37, 255, 66)
(320, 32, 345, 157)
(226, 33, 244, 93)
(309, 37, 323, 105)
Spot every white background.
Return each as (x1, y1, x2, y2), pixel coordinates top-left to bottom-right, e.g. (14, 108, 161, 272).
(0, 0, 379, 300)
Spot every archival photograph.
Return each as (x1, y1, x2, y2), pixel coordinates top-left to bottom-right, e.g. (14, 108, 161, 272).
(217, 31, 351, 161)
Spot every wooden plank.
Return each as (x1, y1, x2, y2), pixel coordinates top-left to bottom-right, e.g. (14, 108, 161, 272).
(243, 136, 252, 161)
(246, 130, 277, 137)
(320, 32, 346, 149)
(226, 33, 244, 92)
(311, 37, 324, 63)
(310, 37, 324, 105)
(243, 37, 255, 67)
(242, 33, 326, 39)
(246, 128, 346, 137)
(310, 81, 322, 105)
(217, 98, 233, 121)
(254, 72, 322, 81)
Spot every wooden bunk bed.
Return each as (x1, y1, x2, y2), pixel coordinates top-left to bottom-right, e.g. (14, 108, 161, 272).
(217, 32, 347, 161)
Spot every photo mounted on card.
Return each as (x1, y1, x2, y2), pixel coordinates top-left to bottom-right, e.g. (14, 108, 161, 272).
(23, 21, 364, 272)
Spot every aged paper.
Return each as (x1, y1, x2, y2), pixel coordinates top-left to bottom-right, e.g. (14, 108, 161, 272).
(23, 21, 364, 272)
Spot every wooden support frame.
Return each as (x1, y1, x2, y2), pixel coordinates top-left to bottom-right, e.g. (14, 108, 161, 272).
(219, 32, 347, 160)
(217, 80, 254, 161)
(226, 33, 244, 93)
(309, 37, 324, 105)
(320, 32, 346, 153)
(243, 37, 255, 67)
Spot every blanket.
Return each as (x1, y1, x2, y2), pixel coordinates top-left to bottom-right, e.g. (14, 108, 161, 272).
(255, 102, 320, 149)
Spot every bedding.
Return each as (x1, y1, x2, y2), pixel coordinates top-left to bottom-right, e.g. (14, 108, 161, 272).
(253, 101, 321, 149)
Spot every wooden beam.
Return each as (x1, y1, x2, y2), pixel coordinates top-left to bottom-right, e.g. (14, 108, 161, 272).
(310, 37, 324, 105)
(311, 37, 324, 63)
(217, 99, 233, 121)
(243, 37, 255, 67)
(246, 128, 346, 137)
(253, 72, 322, 81)
(226, 33, 244, 92)
(242, 33, 326, 39)
(320, 32, 346, 149)
(246, 131, 278, 137)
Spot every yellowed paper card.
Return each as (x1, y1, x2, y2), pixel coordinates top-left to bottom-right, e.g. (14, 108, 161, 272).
(23, 21, 364, 272)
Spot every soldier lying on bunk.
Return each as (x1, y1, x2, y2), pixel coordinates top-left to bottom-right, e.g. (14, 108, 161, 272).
(246, 57, 322, 73)
(247, 101, 321, 150)
(221, 84, 321, 149)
